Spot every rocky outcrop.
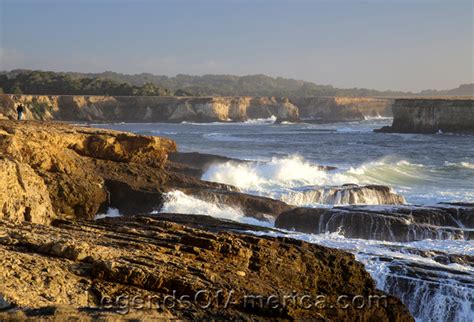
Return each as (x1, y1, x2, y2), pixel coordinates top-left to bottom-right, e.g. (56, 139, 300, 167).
(291, 97, 393, 122)
(0, 213, 412, 320)
(0, 120, 176, 222)
(275, 204, 473, 242)
(281, 184, 406, 206)
(0, 158, 55, 224)
(375, 98, 474, 133)
(0, 94, 299, 123)
(0, 121, 296, 224)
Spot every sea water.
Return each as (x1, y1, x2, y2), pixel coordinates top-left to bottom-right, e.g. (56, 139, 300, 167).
(95, 118, 474, 321)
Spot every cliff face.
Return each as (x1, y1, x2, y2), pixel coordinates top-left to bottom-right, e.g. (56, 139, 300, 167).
(0, 120, 176, 223)
(291, 97, 393, 121)
(376, 98, 474, 133)
(0, 95, 299, 123)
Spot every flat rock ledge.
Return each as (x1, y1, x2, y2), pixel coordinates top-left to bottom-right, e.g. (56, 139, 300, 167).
(275, 204, 474, 242)
(0, 213, 412, 320)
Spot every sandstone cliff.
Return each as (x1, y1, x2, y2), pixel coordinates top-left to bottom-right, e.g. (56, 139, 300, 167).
(291, 96, 393, 121)
(375, 98, 474, 133)
(0, 120, 176, 223)
(0, 94, 299, 123)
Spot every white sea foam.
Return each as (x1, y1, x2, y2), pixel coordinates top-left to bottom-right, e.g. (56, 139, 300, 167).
(363, 115, 393, 120)
(202, 155, 356, 192)
(95, 207, 121, 220)
(243, 115, 277, 124)
(201, 155, 474, 205)
(444, 161, 474, 169)
(157, 190, 273, 226)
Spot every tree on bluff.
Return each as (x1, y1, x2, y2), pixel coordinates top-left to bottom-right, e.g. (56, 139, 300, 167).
(0, 71, 174, 96)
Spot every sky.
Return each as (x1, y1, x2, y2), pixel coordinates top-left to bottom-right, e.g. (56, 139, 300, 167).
(0, 0, 472, 92)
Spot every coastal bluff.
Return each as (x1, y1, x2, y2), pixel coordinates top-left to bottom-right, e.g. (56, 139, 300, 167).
(0, 94, 395, 123)
(0, 94, 299, 123)
(292, 96, 393, 121)
(375, 98, 474, 134)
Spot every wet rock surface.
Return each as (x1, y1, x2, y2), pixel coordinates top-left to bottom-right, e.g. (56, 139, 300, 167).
(0, 213, 412, 320)
(281, 184, 406, 206)
(275, 204, 474, 242)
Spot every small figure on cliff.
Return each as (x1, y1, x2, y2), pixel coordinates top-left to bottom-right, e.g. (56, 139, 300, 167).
(16, 104, 25, 120)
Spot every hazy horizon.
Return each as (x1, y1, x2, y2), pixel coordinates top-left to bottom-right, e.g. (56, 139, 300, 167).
(1, 0, 472, 92)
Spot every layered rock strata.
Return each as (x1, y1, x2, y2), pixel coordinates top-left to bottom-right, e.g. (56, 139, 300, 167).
(0, 213, 412, 320)
(0, 95, 299, 123)
(375, 98, 474, 133)
(275, 204, 474, 242)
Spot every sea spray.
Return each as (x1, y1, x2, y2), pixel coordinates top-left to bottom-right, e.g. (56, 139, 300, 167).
(202, 155, 356, 192)
(158, 190, 273, 227)
(202, 155, 474, 204)
(243, 115, 277, 124)
(95, 208, 121, 220)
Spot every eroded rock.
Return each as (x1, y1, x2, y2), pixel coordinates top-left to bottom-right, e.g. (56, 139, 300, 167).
(0, 214, 412, 320)
(275, 204, 473, 242)
(0, 120, 176, 221)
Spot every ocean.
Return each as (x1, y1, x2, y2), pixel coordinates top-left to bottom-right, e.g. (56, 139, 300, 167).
(94, 118, 474, 322)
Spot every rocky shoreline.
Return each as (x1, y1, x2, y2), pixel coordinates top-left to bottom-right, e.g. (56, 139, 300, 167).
(0, 214, 411, 320)
(0, 120, 420, 319)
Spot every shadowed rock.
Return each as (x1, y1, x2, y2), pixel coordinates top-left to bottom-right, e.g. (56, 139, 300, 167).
(275, 204, 473, 242)
(375, 98, 474, 134)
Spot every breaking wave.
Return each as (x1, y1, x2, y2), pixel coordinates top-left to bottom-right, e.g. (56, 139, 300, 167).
(444, 161, 474, 170)
(157, 190, 272, 226)
(202, 155, 355, 192)
(201, 155, 474, 204)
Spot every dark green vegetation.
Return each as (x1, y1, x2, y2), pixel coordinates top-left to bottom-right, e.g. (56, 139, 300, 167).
(1, 69, 472, 97)
(0, 70, 172, 96)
